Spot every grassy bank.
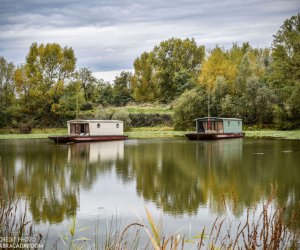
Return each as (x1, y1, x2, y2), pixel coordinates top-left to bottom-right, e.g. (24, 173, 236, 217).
(245, 130, 300, 140)
(0, 128, 67, 139)
(1, 127, 300, 140)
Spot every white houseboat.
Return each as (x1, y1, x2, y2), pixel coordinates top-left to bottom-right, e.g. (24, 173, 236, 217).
(49, 119, 128, 143)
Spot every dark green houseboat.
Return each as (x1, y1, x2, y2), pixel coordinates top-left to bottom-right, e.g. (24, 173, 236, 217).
(185, 117, 244, 140)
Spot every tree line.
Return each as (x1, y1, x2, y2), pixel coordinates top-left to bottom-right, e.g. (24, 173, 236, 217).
(0, 13, 299, 130)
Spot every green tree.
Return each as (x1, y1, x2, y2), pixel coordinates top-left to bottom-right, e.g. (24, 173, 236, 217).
(112, 71, 133, 106)
(95, 79, 114, 106)
(132, 52, 158, 102)
(0, 57, 15, 127)
(154, 38, 205, 102)
(75, 68, 98, 103)
(52, 81, 85, 116)
(173, 87, 208, 130)
(269, 13, 300, 128)
(14, 42, 76, 120)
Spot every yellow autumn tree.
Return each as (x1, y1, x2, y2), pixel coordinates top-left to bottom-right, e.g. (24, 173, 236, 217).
(198, 47, 237, 90)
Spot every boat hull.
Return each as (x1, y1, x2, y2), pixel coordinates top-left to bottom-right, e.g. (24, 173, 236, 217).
(185, 132, 244, 140)
(48, 136, 71, 143)
(68, 135, 128, 143)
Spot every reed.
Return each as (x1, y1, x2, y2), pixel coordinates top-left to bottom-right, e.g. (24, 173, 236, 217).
(1, 174, 299, 249)
(0, 176, 42, 248)
(102, 186, 300, 249)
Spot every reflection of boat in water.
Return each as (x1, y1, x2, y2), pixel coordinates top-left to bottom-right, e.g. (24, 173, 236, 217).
(49, 119, 128, 143)
(68, 141, 124, 163)
(186, 117, 244, 140)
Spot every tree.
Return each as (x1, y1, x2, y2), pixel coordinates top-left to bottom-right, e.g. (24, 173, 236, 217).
(51, 81, 84, 116)
(153, 38, 205, 102)
(268, 13, 300, 128)
(0, 57, 15, 127)
(96, 80, 114, 106)
(75, 68, 98, 103)
(132, 52, 158, 102)
(14, 43, 76, 120)
(112, 71, 133, 106)
(198, 46, 237, 90)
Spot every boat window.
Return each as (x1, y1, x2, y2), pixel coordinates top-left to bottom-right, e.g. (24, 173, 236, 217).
(116, 123, 119, 128)
(238, 121, 240, 126)
(228, 121, 230, 126)
(97, 123, 100, 128)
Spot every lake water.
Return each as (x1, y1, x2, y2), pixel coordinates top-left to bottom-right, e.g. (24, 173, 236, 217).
(0, 138, 299, 247)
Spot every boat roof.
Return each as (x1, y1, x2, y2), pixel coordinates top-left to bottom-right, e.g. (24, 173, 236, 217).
(67, 119, 123, 123)
(195, 117, 242, 121)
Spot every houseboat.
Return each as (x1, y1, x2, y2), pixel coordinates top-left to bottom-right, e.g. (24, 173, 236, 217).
(185, 117, 244, 140)
(49, 119, 128, 143)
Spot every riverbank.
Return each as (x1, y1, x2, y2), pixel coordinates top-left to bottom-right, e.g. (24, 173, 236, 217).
(0, 127, 300, 140)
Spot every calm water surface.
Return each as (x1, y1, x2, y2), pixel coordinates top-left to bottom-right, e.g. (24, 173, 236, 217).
(0, 138, 299, 245)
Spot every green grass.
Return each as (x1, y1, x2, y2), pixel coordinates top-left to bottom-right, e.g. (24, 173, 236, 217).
(245, 130, 300, 140)
(0, 128, 67, 140)
(1, 127, 300, 140)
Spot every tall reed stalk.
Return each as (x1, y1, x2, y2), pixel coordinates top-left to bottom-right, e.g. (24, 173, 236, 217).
(0, 176, 42, 248)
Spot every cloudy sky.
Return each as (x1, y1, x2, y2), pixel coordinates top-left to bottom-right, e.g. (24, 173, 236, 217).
(0, 0, 299, 82)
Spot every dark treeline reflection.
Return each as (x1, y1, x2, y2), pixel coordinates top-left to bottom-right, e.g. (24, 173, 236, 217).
(0, 139, 299, 224)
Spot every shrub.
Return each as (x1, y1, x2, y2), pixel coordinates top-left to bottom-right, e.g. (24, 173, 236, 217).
(173, 87, 207, 130)
(129, 114, 172, 127)
(95, 108, 112, 120)
(81, 102, 94, 111)
(111, 109, 131, 131)
(0, 111, 11, 128)
(18, 125, 32, 134)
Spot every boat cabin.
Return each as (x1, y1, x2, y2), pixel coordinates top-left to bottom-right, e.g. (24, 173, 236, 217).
(67, 120, 124, 136)
(195, 117, 242, 134)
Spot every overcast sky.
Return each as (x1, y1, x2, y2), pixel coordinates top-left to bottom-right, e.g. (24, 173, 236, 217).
(0, 0, 299, 82)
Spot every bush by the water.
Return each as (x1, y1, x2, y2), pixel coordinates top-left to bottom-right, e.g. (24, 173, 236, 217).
(173, 87, 207, 130)
(111, 109, 132, 131)
(129, 113, 172, 127)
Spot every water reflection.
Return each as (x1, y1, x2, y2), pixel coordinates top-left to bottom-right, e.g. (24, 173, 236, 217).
(0, 138, 299, 225)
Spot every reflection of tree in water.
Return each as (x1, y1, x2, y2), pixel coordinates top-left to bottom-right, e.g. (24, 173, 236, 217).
(1, 141, 78, 223)
(119, 141, 206, 215)
(117, 139, 300, 223)
(0, 141, 122, 224)
(1, 139, 299, 226)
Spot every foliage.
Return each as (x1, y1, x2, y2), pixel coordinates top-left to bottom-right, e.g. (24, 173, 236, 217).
(132, 38, 205, 103)
(0, 57, 15, 111)
(75, 67, 99, 104)
(268, 13, 300, 129)
(129, 113, 172, 127)
(199, 46, 237, 90)
(0, 57, 15, 127)
(173, 87, 208, 130)
(14, 42, 76, 120)
(95, 108, 112, 120)
(111, 109, 132, 131)
(112, 71, 133, 106)
(96, 80, 114, 106)
(1, 14, 300, 130)
(132, 52, 158, 102)
(51, 81, 85, 116)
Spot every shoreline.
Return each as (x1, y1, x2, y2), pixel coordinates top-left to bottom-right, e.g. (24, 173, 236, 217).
(0, 127, 300, 140)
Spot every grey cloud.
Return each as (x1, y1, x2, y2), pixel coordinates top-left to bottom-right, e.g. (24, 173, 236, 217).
(0, 0, 299, 79)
